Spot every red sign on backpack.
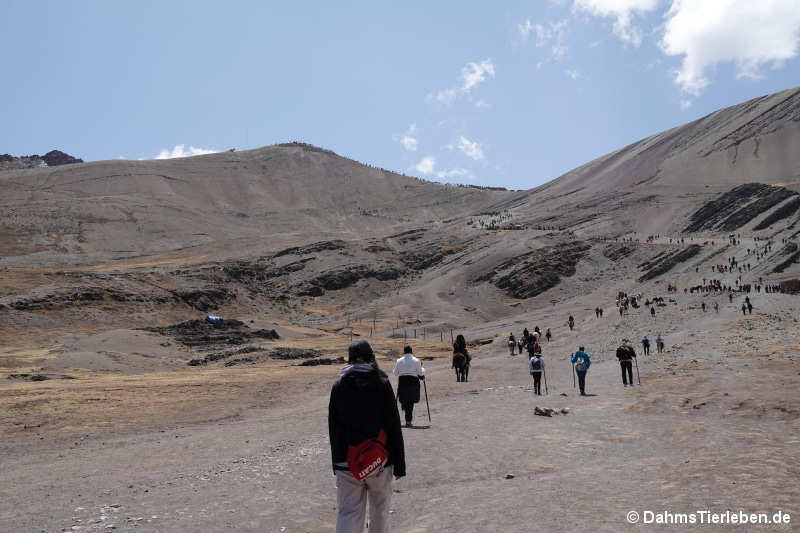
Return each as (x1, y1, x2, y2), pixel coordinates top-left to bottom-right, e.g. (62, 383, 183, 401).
(346, 429, 389, 481)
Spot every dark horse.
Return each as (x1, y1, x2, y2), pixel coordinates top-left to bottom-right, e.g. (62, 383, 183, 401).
(452, 352, 469, 382)
(453, 334, 470, 382)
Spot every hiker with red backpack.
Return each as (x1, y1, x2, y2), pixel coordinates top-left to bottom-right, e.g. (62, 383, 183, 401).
(329, 340, 405, 532)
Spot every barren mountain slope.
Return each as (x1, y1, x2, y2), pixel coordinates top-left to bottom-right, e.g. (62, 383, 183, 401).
(0, 143, 510, 266)
(494, 86, 800, 239)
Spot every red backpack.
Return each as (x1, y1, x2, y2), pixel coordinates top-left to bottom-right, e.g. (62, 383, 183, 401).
(346, 429, 389, 481)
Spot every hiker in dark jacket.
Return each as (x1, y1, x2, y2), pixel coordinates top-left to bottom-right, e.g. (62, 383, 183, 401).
(616, 340, 637, 386)
(329, 340, 405, 533)
(571, 346, 591, 396)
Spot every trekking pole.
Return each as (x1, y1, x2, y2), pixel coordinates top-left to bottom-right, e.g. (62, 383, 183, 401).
(422, 377, 431, 423)
(543, 367, 549, 395)
(634, 357, 641, 386)
(571, 361, 576, 388)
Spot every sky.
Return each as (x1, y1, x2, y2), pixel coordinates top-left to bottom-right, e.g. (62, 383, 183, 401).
(2, 0, 799, 190)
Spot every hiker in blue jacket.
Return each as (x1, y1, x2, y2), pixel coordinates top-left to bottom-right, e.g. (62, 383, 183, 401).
(571, 346, 591, 396)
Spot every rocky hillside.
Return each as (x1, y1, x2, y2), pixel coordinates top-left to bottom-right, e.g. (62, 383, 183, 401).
(0, 150, 83, 171)
(0, 143, 510, 266)
(489, 85, 800, 239)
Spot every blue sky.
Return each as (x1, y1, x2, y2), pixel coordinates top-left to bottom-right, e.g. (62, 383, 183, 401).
(2, 1, 799, 189)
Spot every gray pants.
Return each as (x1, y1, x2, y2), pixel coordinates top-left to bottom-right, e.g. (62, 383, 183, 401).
(335, 467, 393, 532)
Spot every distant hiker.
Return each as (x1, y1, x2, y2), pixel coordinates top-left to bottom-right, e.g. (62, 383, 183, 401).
(523, 328, 530, 340)
(747, 301, 753, 315)
(650, 306, 656, 317)
(528, 338, 542, 359)
(595, 307, 600, 318)
(701, 302, 706, 312)
(599, 308, 604, 317)
(508, 333, 516, 356)
(568, 315, 575, 331)
(741, 303, 747, 316)
(729, 293, 733, 303)
(329, 340, 405, 533)
(518, 337, 525, 354)
(392, 346, 426, 428)
(571, 347, 591, 396)
(616, 340, 637, 387)
(534, 326, 541, 336)
(529, 354, 545, 395)
(619, 306, 624, 317)
(714, 302, 719, 313)
(656, 334, 664, 354)
(545, 328, 552, 343)
(641, 335, 650, 355)
(452, 334, 470, 382)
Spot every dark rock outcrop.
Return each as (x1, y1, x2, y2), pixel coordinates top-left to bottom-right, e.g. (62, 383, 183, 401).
(639, 245, 701, 281)
(475, 241, 590, 299)
(273, 240, 346, 258)
(270, 347, 322, 360)
(188, 346, 262, 366)
(684, 184, 797, 233)
(298, 357, 346, 366)
(603, 243, 636, 261)
(772, 243, 799, 273)
(9, 289, 106, 311)
(753, 197, 800, 230)
(41, 150, 83, 166)
(295, 264, 404, 296)
(171, 288, 235, 311)
(144, 319, 279, 348)
(0, 150, 83, 171)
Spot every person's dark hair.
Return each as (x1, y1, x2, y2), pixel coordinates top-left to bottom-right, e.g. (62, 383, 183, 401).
(403, 345, 412, 354)
(579, 345, 585, 351)
(348, 339, 375, 363)
(347, 339, 386, 375)
(453, 334, 468, 355)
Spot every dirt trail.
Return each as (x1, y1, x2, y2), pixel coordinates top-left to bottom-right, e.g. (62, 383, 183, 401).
(1, 292, 798, 532)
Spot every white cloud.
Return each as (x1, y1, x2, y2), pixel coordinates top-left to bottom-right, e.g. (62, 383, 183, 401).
(565, 69, 583, 79)
(661, 0, 800, 95)
(433, 87, 459, 106)
(155, 144, 218, 159)
(430, 59, 496, 106)
(398, 123, 418, 152)
(573, 0, 660, 46)
(457, 136, 484, 160)
(679, 98, 693, 109)
(475, 99, 492, 109)
(519, 19, 535, 40)
(413, 156, 436, 175)
(531, 20, 569, 58)
(461, 60, 496, 91)
(400, 136, 417, 151)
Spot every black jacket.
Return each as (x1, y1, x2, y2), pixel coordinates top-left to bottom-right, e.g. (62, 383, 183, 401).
(616, 345, 636, 362)
(328, 367, 406, 477)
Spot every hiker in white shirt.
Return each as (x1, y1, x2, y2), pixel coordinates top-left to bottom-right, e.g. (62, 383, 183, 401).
(392, 346, 426, 427)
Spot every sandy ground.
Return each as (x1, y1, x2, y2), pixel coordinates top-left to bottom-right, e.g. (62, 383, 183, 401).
(1, 286, 798, 532)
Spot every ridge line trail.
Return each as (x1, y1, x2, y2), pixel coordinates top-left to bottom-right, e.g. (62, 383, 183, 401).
(1, 297, 798, 531)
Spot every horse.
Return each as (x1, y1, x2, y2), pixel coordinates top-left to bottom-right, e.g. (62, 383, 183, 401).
(452, 352, 469, 382)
